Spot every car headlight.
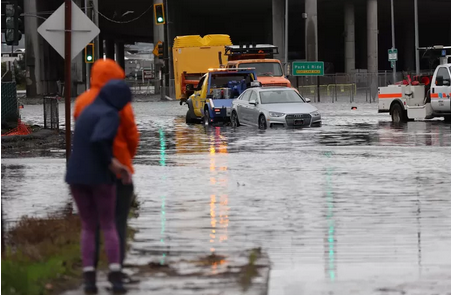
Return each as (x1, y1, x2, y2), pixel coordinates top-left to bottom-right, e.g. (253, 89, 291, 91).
(269, 111, 285, 117)
(310, 111, 320, 117)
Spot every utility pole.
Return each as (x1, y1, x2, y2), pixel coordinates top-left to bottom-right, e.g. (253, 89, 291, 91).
(64, 0, 72, 162)
(390, 0, 396, 83)
(414, 0, 420, 75)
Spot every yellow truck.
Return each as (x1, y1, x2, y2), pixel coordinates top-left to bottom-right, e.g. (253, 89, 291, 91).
(172, 34, 232, 101)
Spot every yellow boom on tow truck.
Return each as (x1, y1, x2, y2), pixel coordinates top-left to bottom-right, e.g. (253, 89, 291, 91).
(172, 34, 232, 101)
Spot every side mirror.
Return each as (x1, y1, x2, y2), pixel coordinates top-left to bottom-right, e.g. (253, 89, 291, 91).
(249, 100, 257, 106)
(305, 98, 311, 103)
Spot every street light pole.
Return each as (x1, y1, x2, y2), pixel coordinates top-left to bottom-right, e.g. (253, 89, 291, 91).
(414, 0, 420, 75)
(390, 0, 396, 83)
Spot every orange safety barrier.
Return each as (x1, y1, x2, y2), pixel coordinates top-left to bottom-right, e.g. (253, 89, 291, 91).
(2, 119, 32, 136)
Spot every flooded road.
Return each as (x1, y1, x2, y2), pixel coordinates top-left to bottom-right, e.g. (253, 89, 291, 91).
(2, 101, 451, 294)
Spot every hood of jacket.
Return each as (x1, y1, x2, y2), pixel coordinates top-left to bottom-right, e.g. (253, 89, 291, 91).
(91, 59, 125, 89)
(97, 80, 132, 111)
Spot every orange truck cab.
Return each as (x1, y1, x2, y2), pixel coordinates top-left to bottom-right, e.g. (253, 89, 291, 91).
(225, 44, 292, 88)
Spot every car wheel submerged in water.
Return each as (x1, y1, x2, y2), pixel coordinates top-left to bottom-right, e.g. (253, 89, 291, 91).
(258, 114, 267, 130)
(231, 111, 240, 128)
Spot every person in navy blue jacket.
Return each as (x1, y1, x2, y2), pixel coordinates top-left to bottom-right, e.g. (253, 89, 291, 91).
(66, 79, 132, 294)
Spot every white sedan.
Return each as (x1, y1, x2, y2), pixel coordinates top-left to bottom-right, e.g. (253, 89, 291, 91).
(231, 87, 321, 129)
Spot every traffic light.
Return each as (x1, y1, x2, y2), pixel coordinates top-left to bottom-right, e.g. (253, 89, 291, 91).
(85, 43, 94, 63)
(3, 1, 23, 46)
(158, 42, 164, 57)
(154, 3, 165, 25)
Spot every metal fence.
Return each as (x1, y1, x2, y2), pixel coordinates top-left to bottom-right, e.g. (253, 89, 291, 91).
(126, 71, 436, 102)
(1, 81, 19, 124)
(125, 79, 157, 96)
(290, 71, 435, 103)
(43, 95, 59, 130)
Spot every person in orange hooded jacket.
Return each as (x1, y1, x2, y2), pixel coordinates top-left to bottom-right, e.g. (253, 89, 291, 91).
(74, 59, 139, 282)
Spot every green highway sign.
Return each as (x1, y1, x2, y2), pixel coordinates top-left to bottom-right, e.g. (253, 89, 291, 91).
(292, 61, 324, 76)
(388, 48, 398, 62)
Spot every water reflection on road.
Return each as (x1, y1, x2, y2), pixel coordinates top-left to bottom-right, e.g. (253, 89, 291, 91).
(2, 102, 451, 294)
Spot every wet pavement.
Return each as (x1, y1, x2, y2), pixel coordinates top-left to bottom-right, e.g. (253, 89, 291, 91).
(2, 101, 451, 294)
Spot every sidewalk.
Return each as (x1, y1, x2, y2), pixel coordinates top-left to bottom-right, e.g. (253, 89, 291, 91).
(61, 249, 270, 295)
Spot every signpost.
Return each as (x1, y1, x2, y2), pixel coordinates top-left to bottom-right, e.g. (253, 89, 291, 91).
(388, 48, 398, 68)
(292, 61, 324, 102)
(37, 0, 100, 162)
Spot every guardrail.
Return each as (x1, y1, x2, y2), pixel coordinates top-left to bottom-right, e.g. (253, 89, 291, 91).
(291, 71, 435, 103)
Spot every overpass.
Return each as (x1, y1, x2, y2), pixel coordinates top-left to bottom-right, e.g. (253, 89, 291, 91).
(23, 0, 451, 98)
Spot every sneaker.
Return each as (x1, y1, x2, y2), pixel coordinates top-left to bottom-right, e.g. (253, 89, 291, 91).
(108, 271, 127, 294)
(83, 271, 98, 294)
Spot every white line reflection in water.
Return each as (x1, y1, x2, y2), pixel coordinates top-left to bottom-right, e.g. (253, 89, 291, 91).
(325, 151, 336, 282)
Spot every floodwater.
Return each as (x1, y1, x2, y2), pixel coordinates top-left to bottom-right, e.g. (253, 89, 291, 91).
(2, 101, 451, 294)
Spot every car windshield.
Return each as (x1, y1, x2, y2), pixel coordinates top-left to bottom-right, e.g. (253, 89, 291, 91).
(238, 62, 283, 77)
(259, 90, 305, 104)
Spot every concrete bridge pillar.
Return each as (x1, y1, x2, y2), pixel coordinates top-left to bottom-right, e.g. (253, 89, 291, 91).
(305, 0, 318, 61)
(105, 39, 115, 60)
(272, 0, 285, 62)
(25, 0, 75, 97)
(344, 1, 355, 74)
(24, 0, 41, 97)
(367, 0, 378, 100)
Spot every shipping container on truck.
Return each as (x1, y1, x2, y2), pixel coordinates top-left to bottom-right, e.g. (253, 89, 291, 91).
(172, 34, 232, 101)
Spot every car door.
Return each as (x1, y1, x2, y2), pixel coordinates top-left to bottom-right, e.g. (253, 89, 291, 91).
(192, 75, 207, 117)
(247, 90, 260, 125)
(237, 90, 252, 123)
(431, 67, 451, 113)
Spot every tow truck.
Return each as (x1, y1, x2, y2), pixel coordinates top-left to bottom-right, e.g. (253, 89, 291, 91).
(225, 44, 292, 87)
(185, 68, 259, 125)
(378, 46, 451, 123)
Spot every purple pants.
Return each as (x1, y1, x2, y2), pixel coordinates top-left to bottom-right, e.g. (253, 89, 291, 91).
(70, 184, 120, 267)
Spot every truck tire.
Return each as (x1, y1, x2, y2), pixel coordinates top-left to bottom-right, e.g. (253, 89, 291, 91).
(203, 109, 211, 126)
(391, 103, 408, 123)
(186, 109, 197, 124)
